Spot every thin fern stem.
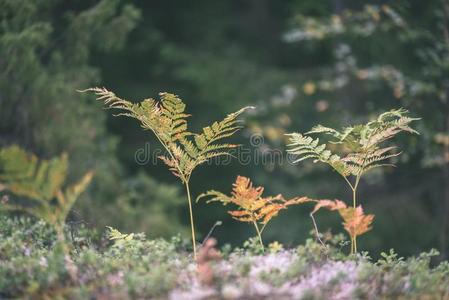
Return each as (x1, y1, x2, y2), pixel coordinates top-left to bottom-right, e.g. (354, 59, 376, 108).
(154, 133, 198, 259)
(341, 174, 357, 254)
(54, 224, 78, 281)
(352, 176, 361, 253)
(342, 175, 355, 191)
(253, 221, 265, 251)
(351, 187, 357, 254)
(54, 224, 68, 254)
(352, 188, 356, 209)
(150, 131, 199, 259)
(185, 181, 197, 259)
(310, 212, 328, 249)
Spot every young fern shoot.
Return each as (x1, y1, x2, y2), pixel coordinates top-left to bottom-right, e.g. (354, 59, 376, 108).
(197, 176, 310, 250)
(83, 88, 252, 258)
(286, 108, 419, 253)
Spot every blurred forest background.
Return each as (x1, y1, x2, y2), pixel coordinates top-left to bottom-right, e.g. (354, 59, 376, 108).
(1, 0, 449, 258)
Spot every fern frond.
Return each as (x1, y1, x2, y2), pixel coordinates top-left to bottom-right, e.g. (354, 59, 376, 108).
(197, 150, 235, 164)
(0, 146, 93, 228)
(359, 163, 395, 174)
(286, 133, 351, 176)
(364, 151, 400, 166)
(158, 92, 194, 142)
(286, 108, 418, 179)
(195, 107, 253, 160)
(0, 146, 69, 201)
(309, 199, 374, 239)
(179, 137, 199, 159)
(158, 155, 182, 179)
(198, 176, 310, 225)
(106, 227, 136, 247)
(339, 206, 374, 238)
(80, 87, 144, 119)
(56, 171, 93, 224)
(84, 88, 251, 183)
(196, 190, 233, 204)
(306, 125, 341, 137)
(79, 87, 120, 105)
(339, 126, 356, 142)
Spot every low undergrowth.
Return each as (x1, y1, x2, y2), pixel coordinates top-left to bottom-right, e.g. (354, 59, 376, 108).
(1, 217, 448, 300)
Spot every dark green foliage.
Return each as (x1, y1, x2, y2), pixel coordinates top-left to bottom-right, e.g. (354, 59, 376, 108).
(0, 0, 189, 237)
(103, 172, 187, 238)
(0, 0, 139, 172)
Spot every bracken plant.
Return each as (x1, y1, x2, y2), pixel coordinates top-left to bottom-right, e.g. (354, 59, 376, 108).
(286, 108, 419, 253)
(197, 175, 310, 250)
(83, 88, 252, 258)
(0, 145, 93, 244)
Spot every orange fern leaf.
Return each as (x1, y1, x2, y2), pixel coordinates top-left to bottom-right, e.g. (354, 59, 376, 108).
(197, 176, 311, 249)
(198, 176, 309, 225)
(310, 199, 374, 240)
(339, 206, 374, 238)
(230, 176, 264, 209)
(311, 199, 347, 214)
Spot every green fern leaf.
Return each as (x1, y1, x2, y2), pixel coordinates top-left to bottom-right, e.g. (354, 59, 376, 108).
(286, 133, 350, 176)
(0, 145, 93, 230)
(84, 87, 252, 183)
(286, 108, 418, 179)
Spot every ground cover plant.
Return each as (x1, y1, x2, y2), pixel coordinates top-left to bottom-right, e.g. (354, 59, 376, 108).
(0, 216, 448, 299)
